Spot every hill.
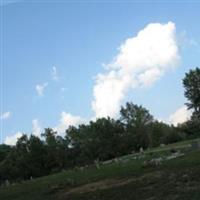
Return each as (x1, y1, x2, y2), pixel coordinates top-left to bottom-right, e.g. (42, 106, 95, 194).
(0, 138, 200, 200)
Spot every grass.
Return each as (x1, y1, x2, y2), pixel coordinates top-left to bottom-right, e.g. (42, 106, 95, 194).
(0, 139, 200, 200)
(148, 137, 200, 152)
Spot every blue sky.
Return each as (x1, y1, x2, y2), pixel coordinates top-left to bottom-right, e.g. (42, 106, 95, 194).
(1, 0, 200, 144)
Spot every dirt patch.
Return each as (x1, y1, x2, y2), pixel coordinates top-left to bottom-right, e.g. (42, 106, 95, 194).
(64, 178, 133, 195)
(62, 171, 162, 196)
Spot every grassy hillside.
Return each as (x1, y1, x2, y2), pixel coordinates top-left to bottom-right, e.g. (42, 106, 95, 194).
(0, 138, 200, 200)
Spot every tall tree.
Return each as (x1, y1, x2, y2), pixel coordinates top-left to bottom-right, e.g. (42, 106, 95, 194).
(183, 67, 200, 117)
(42, 128, 60, 172)
(182, 67, 200, 137)
(120, 103, 154, 151)
(27, 135, 46, 177)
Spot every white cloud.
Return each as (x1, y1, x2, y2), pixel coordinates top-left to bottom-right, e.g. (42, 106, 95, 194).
(169, 106, 192, 126)
(36, 82, 48, 96)
(0, 111, 11, 120)
(4, 119, 42, 146)
(61, 87, 67, 92)
(54, 112, 84, 135)
(32, 119, 42, 137)
(4, 132, 23, 146)
(178, 30, 199, 48)
(92, 21, 180, 118)
(51, 66, 59, 81)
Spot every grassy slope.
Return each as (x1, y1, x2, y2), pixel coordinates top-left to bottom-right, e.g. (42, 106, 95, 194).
(0, 138, 200, 200)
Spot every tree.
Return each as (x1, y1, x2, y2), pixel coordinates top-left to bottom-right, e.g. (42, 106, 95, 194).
(120, 103, 154, 151)
(67, 118, 125, 163)
(88, 118, 125, 160)
(27, 135, 46, 177)
(42, 128, 67, 172)
(150, 121, 169, 147)
(0, 144, 11, 163)
(183, 67, 200, 118)
(120, 103, 153, 126)
(0, 134, 31, 181)
(178, 119, 200, 138)
(182, 67, 200, 137)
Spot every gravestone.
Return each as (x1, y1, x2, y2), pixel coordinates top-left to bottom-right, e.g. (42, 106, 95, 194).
(191, 141, 200, 150)
(140, 147, 144, 153)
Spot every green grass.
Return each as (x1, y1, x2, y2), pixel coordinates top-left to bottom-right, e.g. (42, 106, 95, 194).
(0, 139, 200, 200)
(148, 137, 200, 152)
(63, 150, 200, 200)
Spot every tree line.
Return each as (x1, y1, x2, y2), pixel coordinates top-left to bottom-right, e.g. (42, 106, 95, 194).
(0, 67, 199, 183)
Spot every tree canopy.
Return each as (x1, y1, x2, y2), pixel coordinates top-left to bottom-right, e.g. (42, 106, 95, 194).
(183, 67, 200, 118)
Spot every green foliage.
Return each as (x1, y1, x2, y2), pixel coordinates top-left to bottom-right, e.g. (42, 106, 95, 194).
(178, 119, 200, 139)
(182, 67, 200, 137)
(120, 103, 154, 151)
(183, 67, 200, 117)
(150, 121, 171, 147)
(0, 144, 11, 163)
(0, 135, 46, 181)
(120, 102, 153, 126)
(0, 103, 186, 183)
(67, 118, 125, 163)
(162, 128, 183, 144)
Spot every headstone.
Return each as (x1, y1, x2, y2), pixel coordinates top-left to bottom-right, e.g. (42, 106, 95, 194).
(94, 160, 100, 169)
(5, 180, 10, 186)
(191, 141, 200, 149)
(80, 166, 84, 171)
(160, 143, 165, 147)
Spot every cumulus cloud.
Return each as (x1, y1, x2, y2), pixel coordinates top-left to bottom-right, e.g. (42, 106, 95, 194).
(36, 82, 48, 96)
(4, 132, 23, 146)
(92, 21, 180, 118)
(54, 112, 84, 135)
(0, 111, 11, 120)
(32, 119, 42, 136)
(169, 106, 192, 126)
(51, 66, 59, 81)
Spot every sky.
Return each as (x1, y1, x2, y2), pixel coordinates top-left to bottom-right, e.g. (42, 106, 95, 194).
(0, 0, 200, 145)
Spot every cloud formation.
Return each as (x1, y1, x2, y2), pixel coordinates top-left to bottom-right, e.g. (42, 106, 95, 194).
(54, 112, 84, 135)
(51, 66, 59, 81)
(4, 132, 23, 146)
(169, 105, 192, 126)
(92, 21, 179, 118)
(32, 119, 42, 136)
(36, 82, 48, 96)
(178, 30, 199, 48)
(0, 111, 11, 120)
